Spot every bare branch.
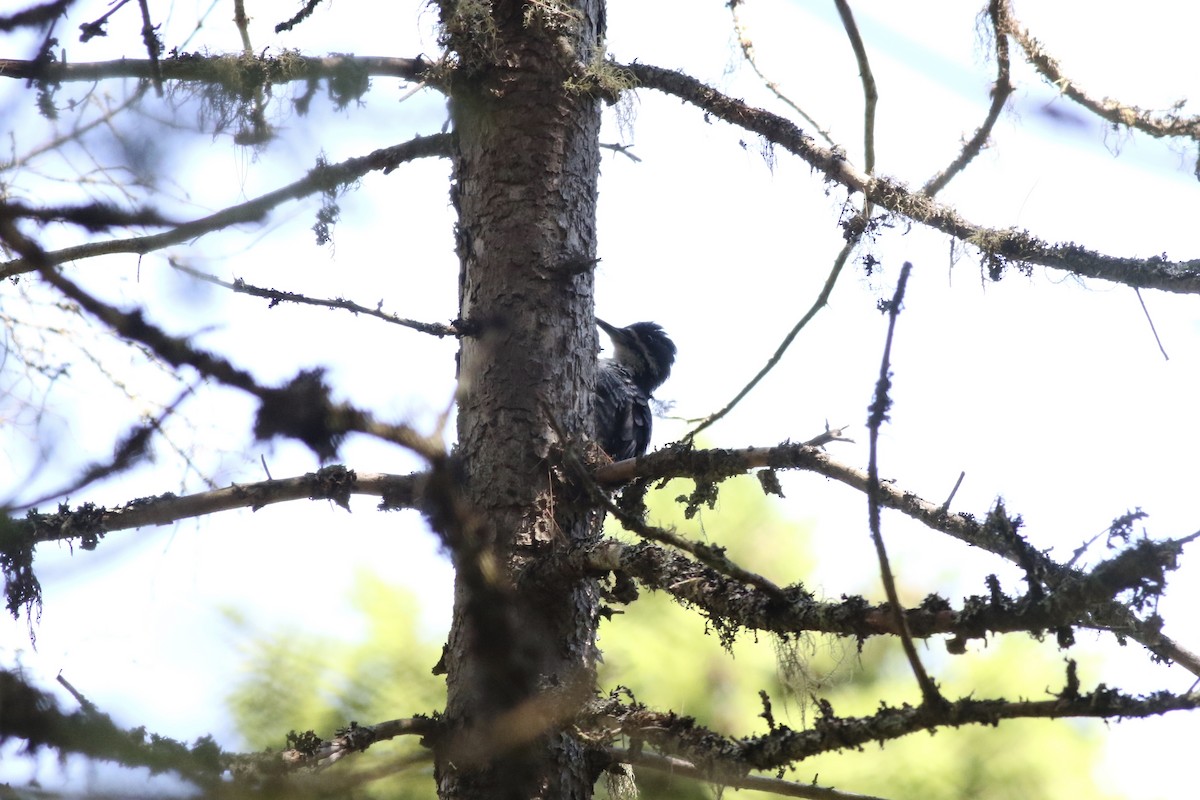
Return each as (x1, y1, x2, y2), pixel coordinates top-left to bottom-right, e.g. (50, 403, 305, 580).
(0, 228, 447, 462)
(623, 61, 1200, 293)
(0, 198, 178, 230)
(134, 0, 164, 96)
(922, 0, 1013, 195)
(687, 239, 855, 440)
(833, 0, 877, 175)
(728, 0, 836, 147)
(865, 262, 940, 705)
(996, 0, 1200, 146)
(171, 261, 464, 338)
(0, 133, 453, 279)
(11, 385, 194, 510)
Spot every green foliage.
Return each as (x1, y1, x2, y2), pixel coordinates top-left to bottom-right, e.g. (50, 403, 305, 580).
(225, 571, 444, 797)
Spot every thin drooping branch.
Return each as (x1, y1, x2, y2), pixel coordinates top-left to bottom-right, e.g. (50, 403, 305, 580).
(0, 133, 453, 279)
(687, 237, 855, 439)
(623, 62, 1200, 294)
(865, 262, 940, 705)
(0, 53, 428, 87)
(995, 0, 1200, 146)
(171, 261, 463, 337)
(922, 0, 1013, 195)
(10, 385, 194, 511)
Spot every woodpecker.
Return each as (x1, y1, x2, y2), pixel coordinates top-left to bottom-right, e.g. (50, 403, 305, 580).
(595, 318, 676, 461)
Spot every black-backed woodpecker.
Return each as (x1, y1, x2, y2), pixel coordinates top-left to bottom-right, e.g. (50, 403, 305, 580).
(595, 318, 677, 461)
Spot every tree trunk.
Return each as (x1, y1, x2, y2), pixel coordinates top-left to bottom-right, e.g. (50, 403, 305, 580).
(436, 2, 607, 798)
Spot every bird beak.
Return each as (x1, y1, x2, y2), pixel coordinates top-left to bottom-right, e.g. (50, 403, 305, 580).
(596, 318, 618, 337)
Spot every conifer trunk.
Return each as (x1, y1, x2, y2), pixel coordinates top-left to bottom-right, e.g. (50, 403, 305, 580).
(437, 2, 607, 797)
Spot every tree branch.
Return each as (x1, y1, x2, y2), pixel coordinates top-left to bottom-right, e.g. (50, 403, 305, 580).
(833, 0, 877, 175)
(687, 239, 855, 439)
(0, 667, 225, 788)
(590, 678, 1200, 773)
(0, 52, 429, 86)
(728, 0, 836, 147)
(623, 62, 1200, 293)
(995, 0, 1200, 147)
(7, 466, 422, 542)
(0, 133, 453, 279)
(865, 263, 940, 705)
(922, 0, 1013, 195)
(593, 442, 1200, 676)
(171, 261, 463, 338)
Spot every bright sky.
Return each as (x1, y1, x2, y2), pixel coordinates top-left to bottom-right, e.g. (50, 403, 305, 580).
(2, 0, 1198, 796)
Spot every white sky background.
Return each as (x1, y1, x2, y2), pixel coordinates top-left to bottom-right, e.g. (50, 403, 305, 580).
(1, 0, 1198, 796)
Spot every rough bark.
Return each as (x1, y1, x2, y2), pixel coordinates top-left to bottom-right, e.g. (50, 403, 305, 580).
(436, 2, 607, 798)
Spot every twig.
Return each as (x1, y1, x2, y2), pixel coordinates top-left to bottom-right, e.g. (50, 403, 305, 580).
(995, 0, 1200, 144)
(687, 239, 854, 440)
(728, 0, 836, 147)
(232, 0, 254, 56)
(170, 261, 463, 337)
(833, 0, 877, 176)
(56, 672, 98, 713)
(1134, 287, 1169, 360)
(135, 0, 164, 96)
(922, 0, 1013, 196)
(599, 142, 642, 162)
(939, 470, 965, 513)
(13, 385, 194, 510)
(865, 262, 941, 706)
(275, 0, 325, 34)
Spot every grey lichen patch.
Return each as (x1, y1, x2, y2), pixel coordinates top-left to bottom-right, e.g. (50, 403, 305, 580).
(565, 56, 637, 104)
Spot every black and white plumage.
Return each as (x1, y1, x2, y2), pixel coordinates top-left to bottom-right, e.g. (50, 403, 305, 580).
(594, 319, 677, 461)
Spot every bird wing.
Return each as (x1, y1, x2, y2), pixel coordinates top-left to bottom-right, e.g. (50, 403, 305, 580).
(596, 363, 652, 460)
